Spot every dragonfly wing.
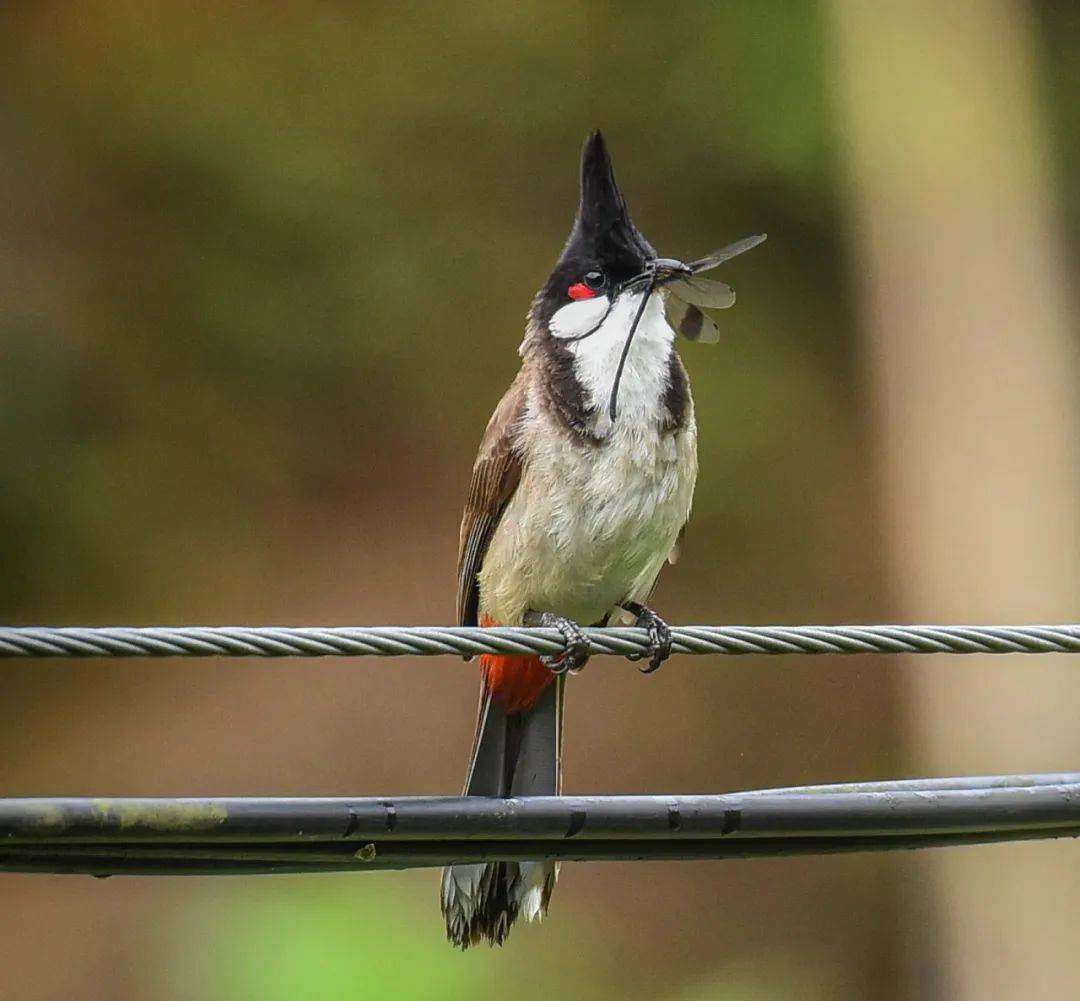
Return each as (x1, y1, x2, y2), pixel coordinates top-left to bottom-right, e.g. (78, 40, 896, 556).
(687, 233, 767, 275)
(666, 296, 720, 344)
(667, 275, 736, 309)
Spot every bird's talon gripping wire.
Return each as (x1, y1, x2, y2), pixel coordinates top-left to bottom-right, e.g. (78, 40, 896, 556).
(621, 601, 673, 673)
(525, 611, 591, 675)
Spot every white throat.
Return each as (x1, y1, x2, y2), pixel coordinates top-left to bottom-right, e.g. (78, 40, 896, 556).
(550, 291, 675, 431)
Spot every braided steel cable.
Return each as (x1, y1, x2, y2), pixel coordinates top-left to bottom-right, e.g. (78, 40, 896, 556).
(2, 623, 1080, 659)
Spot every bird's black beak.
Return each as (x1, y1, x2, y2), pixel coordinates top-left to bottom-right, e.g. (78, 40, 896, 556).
(621, 258, 691, 296)
(645, 257, 693, 287)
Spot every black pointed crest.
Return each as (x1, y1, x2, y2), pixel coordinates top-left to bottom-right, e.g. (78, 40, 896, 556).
(578, 132, 628, 235)
(570, 131, 654, 276)
(532, 132, 655, 328)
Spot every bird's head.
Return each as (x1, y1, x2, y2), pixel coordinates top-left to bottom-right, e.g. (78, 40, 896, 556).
(531, 130, 690, 337)
(524, 131, 765, 423)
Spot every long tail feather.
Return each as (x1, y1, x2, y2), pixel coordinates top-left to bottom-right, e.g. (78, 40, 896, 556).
(441, 668, 563, 948)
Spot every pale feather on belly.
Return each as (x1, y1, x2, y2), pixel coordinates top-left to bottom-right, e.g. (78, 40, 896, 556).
(478, 412, 697, 626)
(478, 290, 698, 626)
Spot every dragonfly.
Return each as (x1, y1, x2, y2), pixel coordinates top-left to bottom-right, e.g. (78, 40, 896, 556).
(652, 232, 767, 345)
(604, 232, 767, 420)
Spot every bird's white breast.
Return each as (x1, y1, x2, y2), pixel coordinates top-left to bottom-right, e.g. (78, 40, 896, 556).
(549, 291, 674, 430)
(479, 291, 697, 626)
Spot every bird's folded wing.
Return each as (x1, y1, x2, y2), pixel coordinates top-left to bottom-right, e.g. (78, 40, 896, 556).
(456, 374, 527, 626)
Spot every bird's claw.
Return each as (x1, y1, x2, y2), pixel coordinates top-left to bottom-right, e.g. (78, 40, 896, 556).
(622, 602, 672, 673)
(525, 611, 591, 675)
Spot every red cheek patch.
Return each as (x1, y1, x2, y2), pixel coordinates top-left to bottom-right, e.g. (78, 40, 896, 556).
(568, 282, 596, 301)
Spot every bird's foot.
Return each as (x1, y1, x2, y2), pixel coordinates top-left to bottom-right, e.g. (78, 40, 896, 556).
(525, 610, 591, 675)
(621, 602, 672, 673)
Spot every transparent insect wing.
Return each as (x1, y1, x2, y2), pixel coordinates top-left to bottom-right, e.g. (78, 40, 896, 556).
(688, 233, 767, 275)
(665, 295, 720, 344)
(666, 275, 736, 310)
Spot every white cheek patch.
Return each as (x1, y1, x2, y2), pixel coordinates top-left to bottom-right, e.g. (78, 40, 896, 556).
(549, 296, 610, 339)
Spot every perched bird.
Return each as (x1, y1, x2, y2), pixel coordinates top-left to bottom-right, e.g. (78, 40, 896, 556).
(441, 131, 764, 948)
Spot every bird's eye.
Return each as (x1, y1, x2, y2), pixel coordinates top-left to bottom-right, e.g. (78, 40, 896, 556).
(567, 271, 606, 301)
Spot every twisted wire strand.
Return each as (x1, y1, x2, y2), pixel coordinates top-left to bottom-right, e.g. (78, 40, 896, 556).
(2, 624, 1080, 659)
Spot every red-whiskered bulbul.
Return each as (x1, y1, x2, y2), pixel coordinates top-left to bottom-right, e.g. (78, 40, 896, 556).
(441, 131, 765, 948)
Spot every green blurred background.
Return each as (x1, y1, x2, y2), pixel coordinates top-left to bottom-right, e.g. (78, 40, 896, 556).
(2, 2, 1078, 999)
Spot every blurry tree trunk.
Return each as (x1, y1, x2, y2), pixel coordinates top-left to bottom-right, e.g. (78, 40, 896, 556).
(828, 2, 1080, 999)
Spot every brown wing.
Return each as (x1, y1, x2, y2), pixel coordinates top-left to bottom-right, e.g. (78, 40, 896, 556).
(456, 373, 527, 626)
